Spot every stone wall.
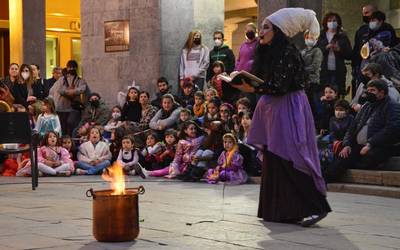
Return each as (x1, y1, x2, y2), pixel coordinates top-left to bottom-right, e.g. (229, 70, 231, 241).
(81, 0, 161, 106)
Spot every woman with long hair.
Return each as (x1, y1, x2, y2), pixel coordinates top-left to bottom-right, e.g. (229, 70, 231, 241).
(233, 8, 331, 227)
(179, 30, 209, 91)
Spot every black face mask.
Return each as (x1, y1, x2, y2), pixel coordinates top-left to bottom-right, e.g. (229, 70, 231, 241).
(90, 100, 100, 108)
(68, 69, 77, 76)
(193, 38, 201, 45)
(363, 15, 370, 24)
(246, 31, 256, 40)
(365, 92, 377, 103)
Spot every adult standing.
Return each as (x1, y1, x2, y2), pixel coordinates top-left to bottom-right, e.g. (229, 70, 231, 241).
(179, 30, 209, 91)
(207, 31, 235, 81)
(317, 12, 352, 97)
(235, 23, 259, 107)
(11, 64, 36, 107)
(233, 8, 331, 226)
(235, 23, 258, 73)
(31, 64, 50, 100)
(46, 67, 62, 90)
(0, 63, 19, 106)
(352, 5, 377, 94)
(56, 60, 89, 136)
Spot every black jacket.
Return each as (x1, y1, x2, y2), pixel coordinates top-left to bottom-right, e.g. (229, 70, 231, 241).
(207, 44, 235, 81)
(343, 96, 400, 148)
(317, 31, 352, 94)
(11, 83, 28, 107)
(32, 78, 50, 100)
(254, 43, 305, 95)
(122, 100, 142, 122)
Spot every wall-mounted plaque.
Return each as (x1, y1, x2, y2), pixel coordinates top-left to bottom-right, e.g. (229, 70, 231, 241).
(104, 20, 129, 52)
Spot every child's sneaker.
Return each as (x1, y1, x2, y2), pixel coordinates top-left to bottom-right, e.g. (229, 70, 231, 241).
(133, 164, 147, 179)
(128, 170, 136, 176)
(75, 169, 87, 175)
(57, 171, 71, 177)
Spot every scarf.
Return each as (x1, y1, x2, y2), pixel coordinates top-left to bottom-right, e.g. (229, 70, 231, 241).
(193, 103, 205, 117)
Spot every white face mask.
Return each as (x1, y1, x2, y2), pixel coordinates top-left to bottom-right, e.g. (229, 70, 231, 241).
(369, 21, 380, 31)
(327, 21, 338, 30)
(21, 72, 30, 80)
(305, 39, 317, 47)
(214, 39, 223, 47)
(335, 110, 347, 119)
(112, 112, 121, 119)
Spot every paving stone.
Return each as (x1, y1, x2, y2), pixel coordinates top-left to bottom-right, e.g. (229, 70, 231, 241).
(0, 176, 400, 249)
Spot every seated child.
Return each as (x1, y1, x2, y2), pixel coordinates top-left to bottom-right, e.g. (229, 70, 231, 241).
(202, 97, 221, 128)
(61, 135, 77, 161)
(117, 135, 145, 178)
(192, 91, 206, 118)
(179, 78, 196, 109)
(104, 105, 123, 140)
(316, 85, 338, 136)
(176, 108, 192, 132)
(141, 131, 165, 170)
(157, 129, 178, 169)
(37, 131, 74, 176)
(178, 121, 225, 181)
(329, 100, 354, 142)
(147, 121, 204, 178)
(209, 61, 224, 98)
(76, 127, 112, 175)
(207, 133, 248, 184)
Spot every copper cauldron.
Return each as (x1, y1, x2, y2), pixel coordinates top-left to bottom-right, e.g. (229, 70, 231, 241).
(86, 186, 145, 242)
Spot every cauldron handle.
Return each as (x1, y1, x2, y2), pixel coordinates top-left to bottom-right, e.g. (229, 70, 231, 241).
(86, 188, 95, 198)
(138, 185, 145, 195)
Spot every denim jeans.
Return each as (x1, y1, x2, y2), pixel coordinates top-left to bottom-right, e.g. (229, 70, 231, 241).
(76, 160, 111, 175)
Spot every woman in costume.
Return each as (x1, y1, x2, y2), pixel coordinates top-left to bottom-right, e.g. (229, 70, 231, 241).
(233, 8, 331, 227)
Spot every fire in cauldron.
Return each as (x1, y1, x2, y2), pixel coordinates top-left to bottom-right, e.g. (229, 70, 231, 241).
(86, 162, 145, 242)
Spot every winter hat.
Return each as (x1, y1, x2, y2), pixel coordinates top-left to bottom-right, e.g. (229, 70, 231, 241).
(266, 8, 320, 39)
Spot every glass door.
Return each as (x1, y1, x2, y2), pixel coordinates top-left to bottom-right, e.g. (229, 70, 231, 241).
(46, 37, 59, 78)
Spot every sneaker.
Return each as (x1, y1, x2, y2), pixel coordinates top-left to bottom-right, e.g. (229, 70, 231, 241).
(57, 171, 72, 177)
(133, 164, 146, 179)
(75, 169, 88, 175)
(128, 170, 136, 176)
(300, 213, 328, 227)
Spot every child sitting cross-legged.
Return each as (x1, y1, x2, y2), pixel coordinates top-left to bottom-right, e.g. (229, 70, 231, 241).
(76, 127, 112, 175)
(116, 135, 146, 178)
(207, 133, 247, 184)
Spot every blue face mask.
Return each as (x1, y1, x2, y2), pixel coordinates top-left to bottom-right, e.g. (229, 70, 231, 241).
(327, 21, 338, 30)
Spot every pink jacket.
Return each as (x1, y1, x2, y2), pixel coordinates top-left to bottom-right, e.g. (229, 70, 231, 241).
(38, 146, 74, 171)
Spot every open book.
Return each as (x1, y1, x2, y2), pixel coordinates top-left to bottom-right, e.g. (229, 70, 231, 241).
(217, 71, 264, 87)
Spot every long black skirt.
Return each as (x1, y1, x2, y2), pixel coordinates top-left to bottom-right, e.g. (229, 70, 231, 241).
(258, 150, 331, 222)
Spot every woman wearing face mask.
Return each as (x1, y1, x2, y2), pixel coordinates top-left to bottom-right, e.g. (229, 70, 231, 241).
(235, 23, 258, 73)
(179, 30, 210, 91)
(232, 8, 331, 227)
(0, 63, 19, 106)
(11, 64, 36, 107)
(317, 12, 352, 97)
(57, 60, 89, 136)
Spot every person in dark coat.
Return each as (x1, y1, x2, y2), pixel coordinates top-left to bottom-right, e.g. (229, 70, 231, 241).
(151, 77, 179, 109)
(45, 67, 63, 90)
(317, 12, 352, 97)
(207, 31, 235, 81)
(323, 79, 400, 183)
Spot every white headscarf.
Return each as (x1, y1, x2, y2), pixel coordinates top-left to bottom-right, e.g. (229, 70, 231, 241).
(266, 8, 320, 39)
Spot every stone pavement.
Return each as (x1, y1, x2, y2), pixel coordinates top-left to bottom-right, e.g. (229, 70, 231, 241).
(0, 176, 399, 250)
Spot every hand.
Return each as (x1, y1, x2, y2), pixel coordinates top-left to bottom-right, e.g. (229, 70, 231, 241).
(326, 43, 333, 50)
(27, 96, 36, 102)
(53, 161, 62, 167)
(320, 95, 327, 101)
(339, 146, 351, 159)
(352, 104, 362, 112)
(231, 81, 255, 93)
(320, 129, 328, 136)
(360, 144, 371, 156)
(332, 42, 340, 52)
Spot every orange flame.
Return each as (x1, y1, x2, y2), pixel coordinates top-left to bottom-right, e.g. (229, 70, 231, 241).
(101, 161, 126, 195)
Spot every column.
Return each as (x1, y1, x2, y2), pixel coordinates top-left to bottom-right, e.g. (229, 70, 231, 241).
(9, 0, 45, 71)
